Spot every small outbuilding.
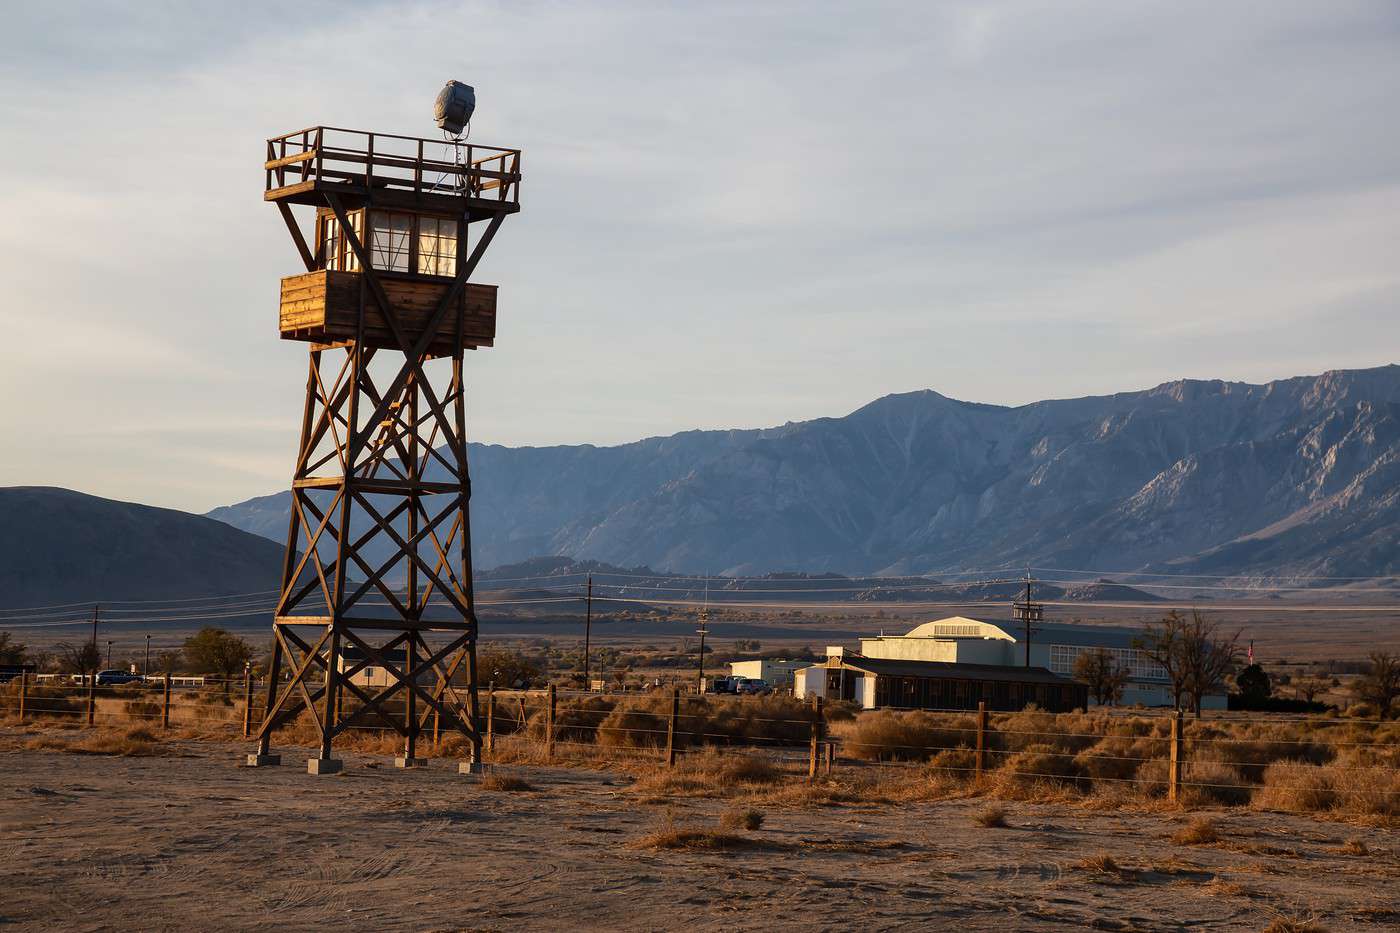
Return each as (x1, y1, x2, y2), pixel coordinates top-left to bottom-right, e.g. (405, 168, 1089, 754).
(728, 658, 807, 688)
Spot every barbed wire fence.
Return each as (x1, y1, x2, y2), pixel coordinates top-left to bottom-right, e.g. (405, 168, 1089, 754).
(3, 676, 1397, 820)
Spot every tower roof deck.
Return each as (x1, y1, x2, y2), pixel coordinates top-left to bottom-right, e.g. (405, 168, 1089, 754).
(264, 125, 521, 218)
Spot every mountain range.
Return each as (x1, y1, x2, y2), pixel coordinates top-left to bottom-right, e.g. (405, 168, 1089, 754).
(207, 365, 1400, 581)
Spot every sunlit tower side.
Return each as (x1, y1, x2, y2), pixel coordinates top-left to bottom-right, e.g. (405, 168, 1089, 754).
(248, 83, 522, 773)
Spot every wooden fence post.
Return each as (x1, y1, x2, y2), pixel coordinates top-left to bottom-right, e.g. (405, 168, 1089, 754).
(546, 684, 557, 760)
(486, 683, 495, 754)
(242, 669, 254, 738)
(162, 672, 172, 730)
(975, 700, 988, 781)
(86, 673, 96, 727)
(1169, 708, 1184, 804)
(17, 671, 27, 722)
(824, 737, 834, 775)
(666, 687, 680, 767)
(808, 694, 824, 781)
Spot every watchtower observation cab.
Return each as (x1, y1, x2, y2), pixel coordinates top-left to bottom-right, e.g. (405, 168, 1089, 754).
(265, 126, 521, 354)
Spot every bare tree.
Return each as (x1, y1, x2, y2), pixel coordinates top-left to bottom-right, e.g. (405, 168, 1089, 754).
(1073, 648, 1130, 706)
(1135, 611, 1189, 709)
(1136, 610, 1241, 716)
(55, 641, 101, 676)
(1353, 652, 1400, 720)
(1293, 676, 1329, 704)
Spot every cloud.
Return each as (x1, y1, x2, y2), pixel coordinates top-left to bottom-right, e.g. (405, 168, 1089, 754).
(0, 1, 1396, 512)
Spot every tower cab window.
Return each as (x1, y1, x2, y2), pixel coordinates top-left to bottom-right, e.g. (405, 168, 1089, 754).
(320, 210, 458, 277)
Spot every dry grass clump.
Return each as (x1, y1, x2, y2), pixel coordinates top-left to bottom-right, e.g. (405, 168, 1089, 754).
(837, 711, 974, 762)
(719, 807, 764, 831)
(924, 747, 977, 782)
(629, 748, 784, 798)
(629, 826, 757, 851)
(745, 777, 885, 808)
(24, 725, 167, 757)
(628, 811, 767, 851)
(1073, 852, 1124, 875)
(1200, 878, 1252, 898)
(1170, 816, 1220, 846)
(480, 772, 534, 792)
(973, 804, 1008, 828)
(1252, 762, 1339, 814)
(1261, 916, 1330, 933)
(992, 744, 1085, 793)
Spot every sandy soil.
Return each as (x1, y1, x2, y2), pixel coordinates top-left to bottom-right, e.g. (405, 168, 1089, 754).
(1, 733, 1396, 931)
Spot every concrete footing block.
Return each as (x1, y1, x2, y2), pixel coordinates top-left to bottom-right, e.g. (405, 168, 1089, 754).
(307, 757, 343, 775)
(457, 759, 484, 776)
(394, 756, 429, 769)
(246, 753, 281, 767)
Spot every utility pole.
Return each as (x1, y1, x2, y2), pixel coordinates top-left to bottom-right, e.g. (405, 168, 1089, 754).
(145, 635, 151, 678)
(696, 609, 708, 694)
(106, 640, 112, 668)
(583, 574, 593, 690)
(89, 604, 100, 677)
(1011, 571, 1042, 669)
(695, 575, 710, 694)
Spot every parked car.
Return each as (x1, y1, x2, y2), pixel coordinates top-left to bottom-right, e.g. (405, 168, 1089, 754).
(735, 678, 772, 696)
(95, 669, 143, 687)
(706, 676, 738, 695)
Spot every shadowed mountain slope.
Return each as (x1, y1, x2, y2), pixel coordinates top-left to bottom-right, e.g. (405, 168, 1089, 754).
(0, 487, 284, 609)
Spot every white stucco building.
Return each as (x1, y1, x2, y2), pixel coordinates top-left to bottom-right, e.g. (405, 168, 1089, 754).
(853, 616, 1226, 709)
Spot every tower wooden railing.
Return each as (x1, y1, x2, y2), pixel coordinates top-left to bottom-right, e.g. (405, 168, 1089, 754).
(265, 126, 521, 204)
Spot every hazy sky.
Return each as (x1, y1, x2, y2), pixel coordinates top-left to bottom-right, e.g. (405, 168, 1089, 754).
(1, 1, 1398, 514)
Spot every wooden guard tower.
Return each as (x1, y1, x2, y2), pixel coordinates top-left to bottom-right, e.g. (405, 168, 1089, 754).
(249, 125, 520, 773)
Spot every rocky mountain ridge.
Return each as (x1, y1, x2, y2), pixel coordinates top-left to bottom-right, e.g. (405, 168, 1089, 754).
(207, 365, 1400, 580)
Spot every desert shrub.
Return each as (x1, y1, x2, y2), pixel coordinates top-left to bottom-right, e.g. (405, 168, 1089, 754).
(719, 807, 765, 831)
(995, 742, 1085, 788)
(1333, 765, 1400, 818)
(1180, 761, 1252, 806)
(993, 710, 1102, 756)
(1074, 853, 1122, 874)
(530, 695, 617, 744)
(9, 684, 84, 718)
(1134, 757, 1173, 797)
(1073, 735, 1162, 783)
(1209, 735, 1332, 781)
(123, 697, 162, 722)
(973, 805, 1007, 827)
(925, 747, 978, 781)
(690, 695, 815, 745)
(593, 694, 669, 745)
(629, 748, 784, 798)
(1170, 816, 1220, 845)
(841, 711, 973, 762)
(1252, 762, 1339, 814)
(480, 772, 534, 792)
(822, 700, 860, 723)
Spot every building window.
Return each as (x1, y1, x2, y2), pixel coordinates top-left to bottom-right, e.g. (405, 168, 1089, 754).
(370, 211, 413, 272)
(321, 210, 363, 271)
(1049, 643, 1167, 681)
(417, 217, 457, 277)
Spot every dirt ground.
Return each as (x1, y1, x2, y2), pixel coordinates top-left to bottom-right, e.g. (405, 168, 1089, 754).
(1, 733, 1396, 932)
